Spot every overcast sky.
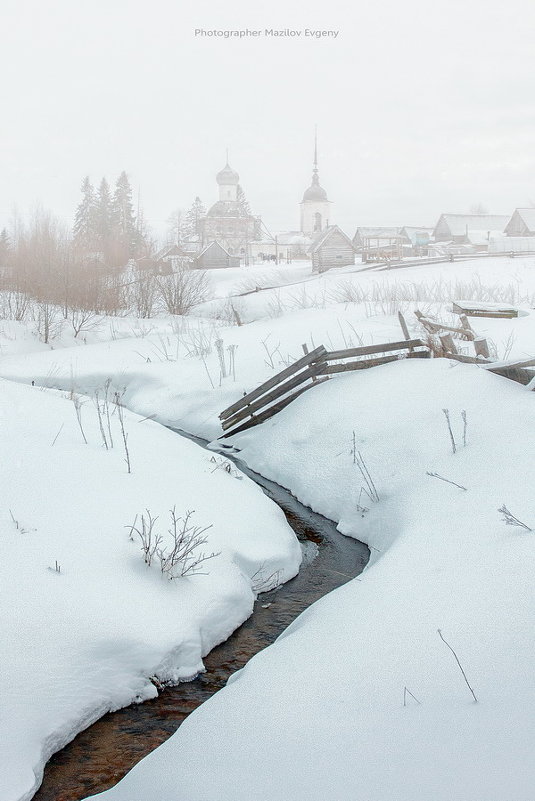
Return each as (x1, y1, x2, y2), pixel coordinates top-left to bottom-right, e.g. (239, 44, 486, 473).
(1, 0, 535, 238)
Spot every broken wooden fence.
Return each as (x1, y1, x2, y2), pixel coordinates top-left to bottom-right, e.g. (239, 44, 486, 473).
(412, 309, 535, 387)
(219, 338, 429, 437)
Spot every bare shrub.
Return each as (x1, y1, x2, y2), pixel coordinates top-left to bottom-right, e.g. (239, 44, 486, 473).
(128, 510, 161, 565)
(129, 508, 219, 579)
(157, 263, 211, 315)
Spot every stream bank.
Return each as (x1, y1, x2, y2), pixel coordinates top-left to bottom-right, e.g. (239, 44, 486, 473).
(33, 434, 369, 801)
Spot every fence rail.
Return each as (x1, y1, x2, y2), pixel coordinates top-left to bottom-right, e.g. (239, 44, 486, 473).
(219, 338, 428, 437)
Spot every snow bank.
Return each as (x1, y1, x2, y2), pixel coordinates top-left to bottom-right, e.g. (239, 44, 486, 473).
(85, 359, 535, 801)
(0, 379, 301, 801)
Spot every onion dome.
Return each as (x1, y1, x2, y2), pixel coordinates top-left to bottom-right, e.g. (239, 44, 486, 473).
(216, 162, 239, 186)
(303, 171, 328, 202)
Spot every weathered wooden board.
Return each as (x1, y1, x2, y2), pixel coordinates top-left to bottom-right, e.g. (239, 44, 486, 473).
(323, 351, 429, 374)
(483, 357, 535, 372)
(220, 378, 330, 437)
(324, 339, 424, 362)
(219, 345, 327, 420)
(452, 301, 518, 319)
(414, 312, 475, 340)
(221, 361, 327, 431)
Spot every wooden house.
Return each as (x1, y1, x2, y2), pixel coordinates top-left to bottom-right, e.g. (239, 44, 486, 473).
(433, 214, 509, 244)
(400, 226, 433, 254)
(504, 209, 535, 237)
(310, 226, 356, 273)
(195, 240, 240, 269)
(352, 227, 401, 251)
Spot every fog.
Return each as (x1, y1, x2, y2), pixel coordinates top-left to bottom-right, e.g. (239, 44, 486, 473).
(1, 0, 535, 237)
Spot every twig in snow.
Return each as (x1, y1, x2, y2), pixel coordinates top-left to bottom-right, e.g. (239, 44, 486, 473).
(442, 408, 456, 454)
(437, 628, 478, 703)
(72, 394, 88, 445)
(51, 423, 64, 446)
(114, 391, 131, 473)
(498, 505, 532, 532)
(461, 410, 467, 447)
(426, 472, 467, 491)
(403, 686, 421, 706)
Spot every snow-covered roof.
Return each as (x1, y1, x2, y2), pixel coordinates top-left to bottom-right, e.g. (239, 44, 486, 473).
(310, 225, 355, 253)
(465, 229, 504, 245)
(505, 208, 535, 232)
(353, 226, 402, 240)
(435, 214, 509, 237)
(197, 240, 231, 258)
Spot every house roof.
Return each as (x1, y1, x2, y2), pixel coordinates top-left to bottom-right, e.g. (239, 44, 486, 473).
(505, 208, 535, 232)
(353, 226, 402, 241)
(197, 240, 232, 258)
(310, 225, 355, 253)
(434, 214, 509, 236)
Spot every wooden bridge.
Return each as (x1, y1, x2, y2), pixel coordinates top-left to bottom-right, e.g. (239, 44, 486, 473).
(219, 338, 429, 437)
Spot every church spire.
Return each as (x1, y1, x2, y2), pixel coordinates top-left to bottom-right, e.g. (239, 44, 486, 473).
(313, 125, 318, 172)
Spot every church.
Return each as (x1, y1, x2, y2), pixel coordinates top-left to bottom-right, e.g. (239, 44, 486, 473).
(251, 135, 338, 262)
(195, 138, 354, 268)
(198, 161, 261, 261)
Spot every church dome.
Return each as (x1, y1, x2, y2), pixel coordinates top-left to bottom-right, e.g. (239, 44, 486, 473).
(216, 163, 240, 186)
(302, 172, 328, 202)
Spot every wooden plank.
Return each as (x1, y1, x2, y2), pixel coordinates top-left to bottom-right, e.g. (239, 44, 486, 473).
(323, 351, 429, 374)
(219, 345, 327, 420)
(220, 378, 330, 438)
(474, 337, 490, 359)
(221, 361, 327, 431)
(302, 343, 318, 382)
(484, 357, 535, 372)
(415, 315, 475, 340)
(440, 333, 458, 354)
(324, 338, 424, 362)
(452, 302, 518, 319)
(397, 311, 413, 352)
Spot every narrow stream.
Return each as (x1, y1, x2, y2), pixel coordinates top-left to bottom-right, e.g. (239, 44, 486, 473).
(33, 433, 369, 801)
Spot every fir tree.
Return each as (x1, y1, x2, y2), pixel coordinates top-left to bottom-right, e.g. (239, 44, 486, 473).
(112, 171, 137, 241)
(73, 176, 96, 251)
(181, 197, 206, 241)
(95, 177, 113, 253)
(236, 185, 251, 217)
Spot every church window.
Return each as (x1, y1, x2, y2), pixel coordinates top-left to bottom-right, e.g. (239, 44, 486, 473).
(314, 212, 322, 232)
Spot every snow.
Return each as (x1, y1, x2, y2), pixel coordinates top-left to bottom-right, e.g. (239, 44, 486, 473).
(82, 358, 535, 801)
(0, 254, 534, 801)
(0, 379, 301, 801)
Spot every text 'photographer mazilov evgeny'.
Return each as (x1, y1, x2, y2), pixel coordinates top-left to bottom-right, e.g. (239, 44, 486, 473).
(194, 29, 340, 39)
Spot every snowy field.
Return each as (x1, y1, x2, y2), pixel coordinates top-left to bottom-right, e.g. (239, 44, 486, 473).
(0, 255, 534, 801)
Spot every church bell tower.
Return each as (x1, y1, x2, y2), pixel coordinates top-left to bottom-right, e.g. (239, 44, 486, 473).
(300, 130, 332, 236)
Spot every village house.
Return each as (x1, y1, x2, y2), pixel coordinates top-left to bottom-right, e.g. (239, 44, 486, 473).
(310, 225, 356, 273)
(504, 208, 535, 237)
(352, 227, 402, 251)
(400, 226, 433, 254)
(195, 240, 240, 269)
(432, 213, 509, 247)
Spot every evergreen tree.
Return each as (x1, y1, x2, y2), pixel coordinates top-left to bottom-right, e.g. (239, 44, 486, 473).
(236, 185, 251, 217)
(95, 177, 113, 253)
(181, 197, 206, 241)
(112, 171, 137, 242)
(73, 176, 96, 251)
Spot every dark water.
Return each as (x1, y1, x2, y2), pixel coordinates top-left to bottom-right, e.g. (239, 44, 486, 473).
(33, 437, 369, 801)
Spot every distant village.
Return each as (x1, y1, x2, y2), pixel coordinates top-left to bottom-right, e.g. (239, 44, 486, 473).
(151, 141, 535, 275)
